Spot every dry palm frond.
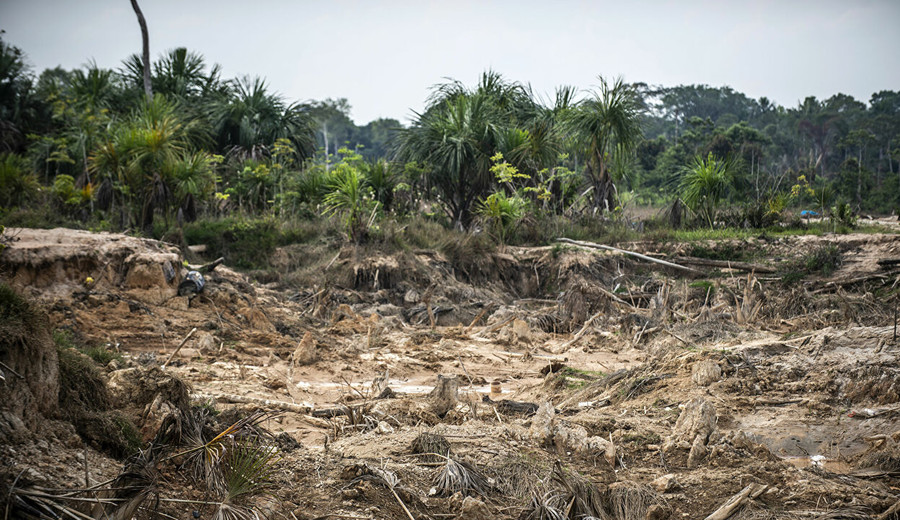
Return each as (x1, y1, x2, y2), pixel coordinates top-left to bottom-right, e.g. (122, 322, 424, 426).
(433, 456, 489, 497)
(520, 492, 567, 520)
(411, 432, 451, 462)
(488, 457, 548, 499)
(605, 481, 667, 520)
(213, 502, 262, 520)
(9, 449, 158, 520)
(173, 410, 279, 494)
(551, 463, 606, 519)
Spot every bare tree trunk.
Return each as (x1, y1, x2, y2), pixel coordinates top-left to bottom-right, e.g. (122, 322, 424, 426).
(130, 0, 152, 100)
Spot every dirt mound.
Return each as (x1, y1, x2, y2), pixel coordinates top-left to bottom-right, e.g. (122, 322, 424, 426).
(0, 284, 58, 441)
(1, 227, 181, 304)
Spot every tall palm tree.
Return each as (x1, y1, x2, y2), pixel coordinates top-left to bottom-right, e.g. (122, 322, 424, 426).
(396, 90, 501, 228)
(208, 76, 315, 161)
(153, 47, 223, 101)
(567, 77, 643, 213)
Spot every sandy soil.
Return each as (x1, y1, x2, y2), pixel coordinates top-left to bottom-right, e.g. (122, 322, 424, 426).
(2, 225, 900, 519)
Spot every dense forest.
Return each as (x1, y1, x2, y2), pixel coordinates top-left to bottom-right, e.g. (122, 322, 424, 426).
(2, 35, 899, 260)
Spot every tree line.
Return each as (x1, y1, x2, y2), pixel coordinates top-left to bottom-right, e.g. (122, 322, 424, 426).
(1, 35, 898, 248)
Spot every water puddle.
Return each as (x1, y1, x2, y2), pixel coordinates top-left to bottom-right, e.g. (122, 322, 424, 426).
(781, 455, 854, 474)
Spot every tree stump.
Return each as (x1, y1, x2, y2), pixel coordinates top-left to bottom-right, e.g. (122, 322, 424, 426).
(429, 375, 459, 417)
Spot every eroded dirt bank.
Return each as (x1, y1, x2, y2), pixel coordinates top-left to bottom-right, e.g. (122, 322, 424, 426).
(2, 226, 900, 519)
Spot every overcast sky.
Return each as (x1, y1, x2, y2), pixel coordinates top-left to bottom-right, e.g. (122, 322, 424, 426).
(2, 0, 899, 124)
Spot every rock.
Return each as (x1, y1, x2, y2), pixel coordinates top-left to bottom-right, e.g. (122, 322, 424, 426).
(107, 366, 190, 440)
(645, 504, 669, 520)
(651, 473, 680, 493)
(529, 401, 615, 465)
(691, 360, 722, 386)
(143, 393, 178, 442)
(293, 331, 318, 365)
(458, 496, 491, 520)
(195, 332, 218, 355)
(687, 434, 709, 468)
(511, 319, 532, 344)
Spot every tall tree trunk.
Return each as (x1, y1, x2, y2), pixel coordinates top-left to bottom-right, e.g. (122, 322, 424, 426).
(130, 0, 152, 100)
(857, 148, 863, 209)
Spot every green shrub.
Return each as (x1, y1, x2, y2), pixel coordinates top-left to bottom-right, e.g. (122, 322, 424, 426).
(183, 216, 331, 270)
(0, 153, 40, 208)
(779, 244, 842, 284)
(830, 202, 857, 229)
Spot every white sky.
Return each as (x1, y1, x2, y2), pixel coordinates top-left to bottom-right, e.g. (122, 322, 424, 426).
(2, 0, 899, 124)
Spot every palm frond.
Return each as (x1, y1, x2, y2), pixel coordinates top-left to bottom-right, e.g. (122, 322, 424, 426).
(433, 456, 489, 497)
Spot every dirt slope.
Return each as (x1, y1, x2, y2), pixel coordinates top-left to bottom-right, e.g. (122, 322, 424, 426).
(2, 226, 900, 519)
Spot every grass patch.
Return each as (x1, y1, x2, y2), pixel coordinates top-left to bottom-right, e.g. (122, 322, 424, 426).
(55, 329, 141, 458)
(558, 367, 604, 390)
(80, 345, 123, 365)
(779, 244, 843, 285)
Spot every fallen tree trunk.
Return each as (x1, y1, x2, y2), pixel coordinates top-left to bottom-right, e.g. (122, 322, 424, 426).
(704, 483, 766, 520)
(194, 392, 313, 414)
(675, 256, 776, 273)
(556, 238, 702, 275)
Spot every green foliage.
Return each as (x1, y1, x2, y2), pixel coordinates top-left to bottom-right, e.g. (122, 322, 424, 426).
(322, 151, 376, 242)
(477, 191, 529, 244)
(183, 216, 323, 269)
(50, 173, 93, 208)
(0, 153, 41, 208)
(680, 153, 733, 228)
(830, 202, 857, 229)
(566, 76, 643, 212)
(779, 244, 842, 284)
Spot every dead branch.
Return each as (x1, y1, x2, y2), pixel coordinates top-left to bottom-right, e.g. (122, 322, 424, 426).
(162, 327, 197, 368)
(556, 238, 702, 275)
(704, 483, 767, 520)
(876, 500, 900, 520)
(675, 256, 776, 273)
(559, 310, 603, 350)
(474, 316, 516, 337)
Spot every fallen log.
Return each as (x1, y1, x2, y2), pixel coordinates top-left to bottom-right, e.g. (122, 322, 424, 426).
(194, 392, 313, 414)
(556, 238, 702, 275)
(675, 256, 776, 273)
(704, 483, 766, 520)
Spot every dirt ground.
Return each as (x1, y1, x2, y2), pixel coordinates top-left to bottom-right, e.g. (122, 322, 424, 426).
(2, 222, 900, 519)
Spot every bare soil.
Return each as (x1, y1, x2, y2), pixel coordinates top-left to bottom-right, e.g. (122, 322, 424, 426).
(2, 224, 900, 519)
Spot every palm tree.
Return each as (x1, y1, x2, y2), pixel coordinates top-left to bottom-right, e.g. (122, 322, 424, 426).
(208, 76, 315, 161)
(680, 152, 733, 228)
(153, 47, 223, 101)
(567, 77, 643, 213)
(396, 90, 501, 228)
(90, 95, 200, 232)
